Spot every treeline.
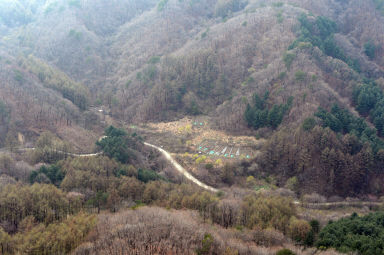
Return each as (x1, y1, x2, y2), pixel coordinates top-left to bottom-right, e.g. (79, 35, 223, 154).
(290, 14, 360, 72)
(317, 212, 384, 255)
(244, 91, 293, 130)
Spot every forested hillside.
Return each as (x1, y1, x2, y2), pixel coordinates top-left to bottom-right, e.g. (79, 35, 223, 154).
(1, 0, 384, 254)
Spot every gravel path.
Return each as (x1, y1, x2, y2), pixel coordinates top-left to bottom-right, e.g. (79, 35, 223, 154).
(144, 142, 219, 193)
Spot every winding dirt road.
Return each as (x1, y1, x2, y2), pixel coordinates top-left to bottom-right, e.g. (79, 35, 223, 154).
(144, 142, 219, 193)
(5, 138, 219, 192)
(16, 147, 102, 157)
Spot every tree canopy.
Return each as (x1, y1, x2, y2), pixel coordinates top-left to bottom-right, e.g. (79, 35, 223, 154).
(245, 91, 292, 130)
(315, 104, 384, 153)
(290, 14, 360, 72)
(96, 126, 139, 164)
(317, 212, 384, 255)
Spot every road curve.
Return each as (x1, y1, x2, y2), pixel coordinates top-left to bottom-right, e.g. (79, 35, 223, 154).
(7, 141, 219, 192)
(144, 142, 219, 193)
(16, 147, 102, 157)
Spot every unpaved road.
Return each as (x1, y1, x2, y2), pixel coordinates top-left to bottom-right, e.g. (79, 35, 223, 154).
(144, 142, 219, 193)
(18, 142, 219, 193)
(16, 147, 102, 157)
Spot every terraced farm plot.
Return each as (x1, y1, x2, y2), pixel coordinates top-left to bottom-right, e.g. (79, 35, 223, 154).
(146, 117, 263, 158)
(197, 139, 255, 160)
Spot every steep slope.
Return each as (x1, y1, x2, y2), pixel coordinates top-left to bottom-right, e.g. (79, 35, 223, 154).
(3, 0, 384, 129)
(106, 0, 384, 133)
(0, 49, 100, 150)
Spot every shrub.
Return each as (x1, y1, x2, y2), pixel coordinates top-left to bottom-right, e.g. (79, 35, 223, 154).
(302, 117, 316, 131)
(138, 169, 162, 183)
(205, 163, 214, 170)
(284, 176, 298, 191)
(215, 159, 223, 166)
(196, 233, 214, 255)
(276, 249, 296, 255)
(294, 70, 307, 82)
(310, 219, 320, 234)
(278, 72, 287, 79)
(289, 218, 311, 243)
(364, 41, 377, 60)
(196, 156, 207, 164)
(283, 52, 295, 70)
(30, 164, 64, 186)
(276, 11, 284, 23)
(14, 70, 24, 83)
(148, 56, 161, 64)
(246, 175, 256, 187)
(253, 227, 286, 246)
(187, 100, 201, 115)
